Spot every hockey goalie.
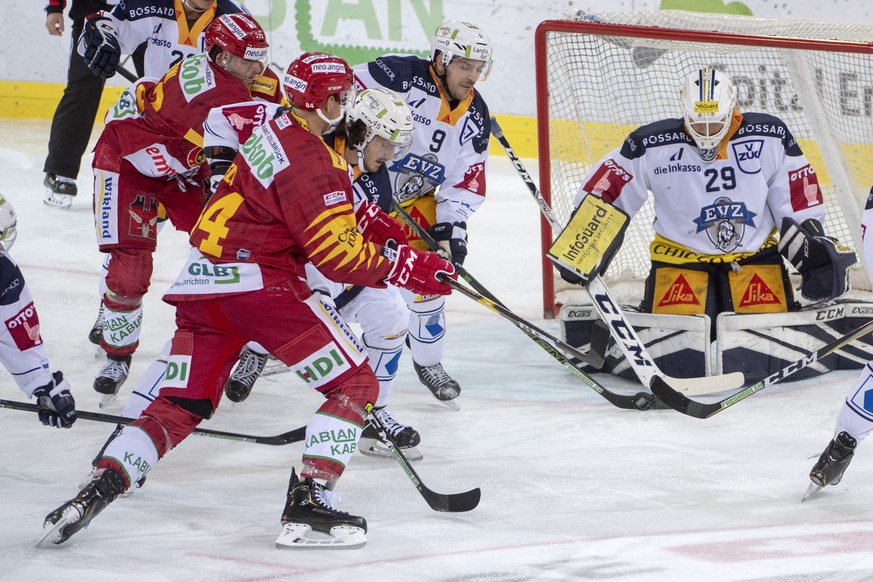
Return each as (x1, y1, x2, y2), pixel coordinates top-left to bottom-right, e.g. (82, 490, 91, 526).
(556, 66, 872, 383)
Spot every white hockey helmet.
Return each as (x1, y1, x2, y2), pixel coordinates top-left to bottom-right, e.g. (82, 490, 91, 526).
(0, 194, 17, 251)
(679, 67, 737, 161)
(430, 19, 493, 79)
(346, 88, 414, 159)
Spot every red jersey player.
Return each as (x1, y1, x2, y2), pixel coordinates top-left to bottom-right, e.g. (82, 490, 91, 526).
(90, 13, 269, 405)
(40, 52, 456, 550)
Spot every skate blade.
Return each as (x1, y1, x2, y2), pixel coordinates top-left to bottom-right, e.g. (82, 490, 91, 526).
(802, 482, 824, 502)
(36, 505, 82, 548)
(275, 523, 367, 550)
(435, 397, 460, 411)
(98, 392, 119, 409)
(359, 438, 423, 462)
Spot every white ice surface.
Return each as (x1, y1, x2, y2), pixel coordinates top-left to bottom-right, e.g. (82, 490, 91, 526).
(1, 119, 872, 581)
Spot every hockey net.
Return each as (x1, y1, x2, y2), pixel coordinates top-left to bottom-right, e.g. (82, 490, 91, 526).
(536, 10, 873, 318)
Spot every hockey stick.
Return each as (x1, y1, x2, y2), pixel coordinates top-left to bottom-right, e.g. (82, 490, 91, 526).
(650, 317, 873, 419)
(367, 405, 481, 512)
(390, 199, 608, 370)
(389, 203, 657, 410)
(0, 399, 307, 445)
(490, 116, 745, 395)
(116, 64, 138, 83)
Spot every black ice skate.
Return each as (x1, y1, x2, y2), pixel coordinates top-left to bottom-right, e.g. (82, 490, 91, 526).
(413, 361, 460, 410)
(38, 468, 126, 547)
(276, 468, 367, 550)
(224, 346, 268, 403)
(43, 174, 77, 210)
(88, 301, 105, 346)
(93, 355, 131, 408)
(803, 431, 857, 501)
(359, 406, 423, 461)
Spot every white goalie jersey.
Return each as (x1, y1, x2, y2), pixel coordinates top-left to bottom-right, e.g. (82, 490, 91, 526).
(575, 112, 828, 257)
(353, 55, 491, 226)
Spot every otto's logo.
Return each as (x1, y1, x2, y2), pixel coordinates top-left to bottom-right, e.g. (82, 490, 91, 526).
(6, 301, 42, 351)
(788, 164, 822, 210)
(693, 196, 756, 253)
(582, 160, 632, 202)
(454, 162, 485, 195)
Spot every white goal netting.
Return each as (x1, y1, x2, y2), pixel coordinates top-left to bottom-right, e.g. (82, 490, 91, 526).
(537, 10, 873, 315)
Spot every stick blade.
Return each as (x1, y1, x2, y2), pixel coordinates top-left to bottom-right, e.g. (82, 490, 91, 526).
(424, 486, 481, 513)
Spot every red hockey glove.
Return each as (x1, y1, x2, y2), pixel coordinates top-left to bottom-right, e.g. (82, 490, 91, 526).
(383, 245, 456, 296)
(356, 201, 408, 247)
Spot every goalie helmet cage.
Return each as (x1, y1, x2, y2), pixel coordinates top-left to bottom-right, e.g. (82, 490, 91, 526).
(535, 11, 873, 318)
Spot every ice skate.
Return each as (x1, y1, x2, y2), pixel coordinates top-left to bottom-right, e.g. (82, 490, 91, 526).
(88, 301, 105, 346)
(93, 355, 131, 408)
(38, 469, 126, 547)
(276, 468, 367, 550)
(224, 346, 268, 403)
(413, 361, 460, 410)
(803, 431, 857, 501)
(359, 406, 423, 461)
(43, 174, 77, 210)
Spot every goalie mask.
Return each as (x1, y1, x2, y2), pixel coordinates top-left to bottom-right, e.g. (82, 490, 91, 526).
(679, 67, 736, 162)
(430, 19, 493, 80)
(0, 194, 17, 251)
(346, 88, 414, 161)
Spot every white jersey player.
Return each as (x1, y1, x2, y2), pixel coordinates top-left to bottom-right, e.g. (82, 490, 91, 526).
(352, 19, 493, 406)
(556, 66, 854, 378)
(0, 194, 77, 429)
(803, 187, 873, 500)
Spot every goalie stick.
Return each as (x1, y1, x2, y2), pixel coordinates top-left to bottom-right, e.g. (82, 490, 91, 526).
(367, 404, 481, 512)
(650, 317, 873, 418)
(390, 202, 657, 410)
(0, 399, 307, 445)
(490, 116, 745, 396)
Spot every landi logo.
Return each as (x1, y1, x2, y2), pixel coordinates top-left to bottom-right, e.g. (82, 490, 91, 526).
(247, 0, 443, 64)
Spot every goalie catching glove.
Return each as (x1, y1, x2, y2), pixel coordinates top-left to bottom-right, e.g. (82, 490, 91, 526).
(548, 195, 629, 285)
(81, 15, 121, 79)
(429, 221, 468, 266)
(31, 371, 77, 429)
(356, 200, 408, 247)
(779, 217, 856, 301)
(383, 245, 456, 296)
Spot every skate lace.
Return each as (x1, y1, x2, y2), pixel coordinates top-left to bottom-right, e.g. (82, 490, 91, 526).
(312, 483, 344, 512)
(98, 359, 129, 382)
(419, 363, 451, 388)
(230, 348, 267, 384)
(374, 408, 408, 439)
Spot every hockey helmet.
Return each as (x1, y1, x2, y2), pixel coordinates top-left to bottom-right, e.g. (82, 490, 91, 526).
(346, 88, 414, 159)
(679, 66, 736, 161)
(430, 19, 493, 79)
(0, 194, 18, 251)
(204, 14, 269, 64)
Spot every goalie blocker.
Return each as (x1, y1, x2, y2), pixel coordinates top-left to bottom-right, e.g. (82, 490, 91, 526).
(562, 300, 873, 386)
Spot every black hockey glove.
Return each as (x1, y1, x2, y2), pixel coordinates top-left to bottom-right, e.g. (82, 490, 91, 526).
(31, 371, 77, 429)
(429, 221, 468, 266)
(779, 217, 856, 301)
(82, 16, 121, 79)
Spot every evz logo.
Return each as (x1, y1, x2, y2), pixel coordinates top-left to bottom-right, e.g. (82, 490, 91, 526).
(731, 140, 764, 174)
(693, 197, 757, 253)
(391, 153, 446, 202)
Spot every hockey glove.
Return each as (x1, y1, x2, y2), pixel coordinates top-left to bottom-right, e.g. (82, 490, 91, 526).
(31, 371, 77, 429)
(384, 245, 456, 296)
(356, 200, 408, 247)
(82, 15, 121, 79)
(429, 221, 468, 266)
(779, 217, 856, 301)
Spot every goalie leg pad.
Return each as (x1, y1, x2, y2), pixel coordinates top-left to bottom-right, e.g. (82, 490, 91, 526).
(717, 301, 873, 381)
(561, 305, 710, 379)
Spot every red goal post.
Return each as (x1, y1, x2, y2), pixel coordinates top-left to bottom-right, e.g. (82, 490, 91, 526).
(535, 12, 873, 318)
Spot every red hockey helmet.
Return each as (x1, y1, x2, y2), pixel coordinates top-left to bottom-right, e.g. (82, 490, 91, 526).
(282, 52, 354, 111)
(205, 14, 269, 63)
